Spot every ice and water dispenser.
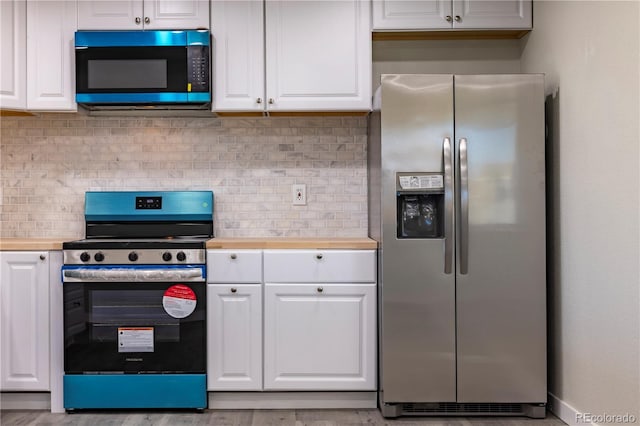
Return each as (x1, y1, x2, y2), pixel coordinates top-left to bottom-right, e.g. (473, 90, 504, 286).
(397, 173, 444, 239)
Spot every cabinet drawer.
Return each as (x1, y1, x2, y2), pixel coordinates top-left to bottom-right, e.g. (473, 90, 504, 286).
(263, 250, 375, 283)
(207, 250, 262, 283)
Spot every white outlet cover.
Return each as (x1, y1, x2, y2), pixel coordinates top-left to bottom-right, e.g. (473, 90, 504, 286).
(292, 184, 306, 206)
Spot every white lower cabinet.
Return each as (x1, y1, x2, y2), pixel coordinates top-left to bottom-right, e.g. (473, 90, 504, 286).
(263, 282, 376, 391)
(0, 251, 50, 391)
(207, 284, 262, 391)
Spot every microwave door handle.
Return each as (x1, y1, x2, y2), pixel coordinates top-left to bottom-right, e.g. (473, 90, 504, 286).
(459, 138, 469, 275)
(443, 137, 454, 274)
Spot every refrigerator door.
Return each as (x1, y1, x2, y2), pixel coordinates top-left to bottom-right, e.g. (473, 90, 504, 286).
(454, 74, 546, 402)
(380, 74, 456, 402)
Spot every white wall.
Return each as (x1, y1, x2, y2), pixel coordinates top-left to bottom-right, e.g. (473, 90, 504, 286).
(520, 1, 639, 425)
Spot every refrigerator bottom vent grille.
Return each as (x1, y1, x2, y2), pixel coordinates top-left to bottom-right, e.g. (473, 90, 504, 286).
(402, 403, 524, 415)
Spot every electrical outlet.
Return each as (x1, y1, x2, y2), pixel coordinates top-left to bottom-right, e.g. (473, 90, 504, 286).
(292, 184, 306, 206)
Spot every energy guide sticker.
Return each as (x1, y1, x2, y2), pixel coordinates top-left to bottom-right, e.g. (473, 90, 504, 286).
(163, 284, 197, 319)
(118, 327, 154, 353)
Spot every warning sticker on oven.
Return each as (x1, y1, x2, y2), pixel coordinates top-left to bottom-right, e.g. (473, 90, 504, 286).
(163, 284, 197, 319)
(118, 327, 154, 353)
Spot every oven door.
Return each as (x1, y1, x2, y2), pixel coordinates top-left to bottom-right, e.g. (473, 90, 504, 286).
(62, 265, 206, 374)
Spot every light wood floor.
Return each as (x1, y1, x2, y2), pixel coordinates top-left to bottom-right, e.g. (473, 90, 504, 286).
(1, 409, 567, 426)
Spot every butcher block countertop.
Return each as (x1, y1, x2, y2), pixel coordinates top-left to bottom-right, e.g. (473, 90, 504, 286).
(0, 238, 378, 251)
(206, 238, 377, 250)
(0, 238, 66, 251)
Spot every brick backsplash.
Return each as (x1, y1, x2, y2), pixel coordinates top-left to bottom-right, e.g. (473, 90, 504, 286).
(0, 113, 368, 238)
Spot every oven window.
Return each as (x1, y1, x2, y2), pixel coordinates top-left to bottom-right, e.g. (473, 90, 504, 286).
(64, 281, 205, 374)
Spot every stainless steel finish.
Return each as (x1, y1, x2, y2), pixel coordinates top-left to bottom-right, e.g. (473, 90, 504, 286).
(62, 267, 205, 282)
(316, 253, 323, 260)
(144, 17, 150, 24)
(268, 98, 274, 104)
(135, 17, 141, 24)
(317, 287, 323, 293)
(458, 137, 469, 275)
(454, 74, 546, 403)
(230, 253, 237, 260)
(256, 98, 262, 104)
(63, 248, 206, 265)
(443, 137, 454, 274)
(445, 15, 452, 22)
(378, 74, 456, 402)
(40, 254, 46, 260)
(372, 74, 546, 412)
(454, 15, 461, 22)
(231, 287, 237, 293)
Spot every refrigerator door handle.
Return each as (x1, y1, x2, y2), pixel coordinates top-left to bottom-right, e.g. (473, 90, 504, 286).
(459, 137, 469, 275)
(443, 137, 454, 274)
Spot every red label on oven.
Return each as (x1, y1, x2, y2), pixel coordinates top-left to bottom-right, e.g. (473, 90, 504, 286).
(163, 284, 197, 319)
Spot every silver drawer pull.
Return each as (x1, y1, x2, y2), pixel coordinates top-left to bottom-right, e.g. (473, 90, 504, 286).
(316, 253, 323, 260)
(230, 254, 237, 260)
(317, 287, 323, 293)
(231, 287, 237, 293)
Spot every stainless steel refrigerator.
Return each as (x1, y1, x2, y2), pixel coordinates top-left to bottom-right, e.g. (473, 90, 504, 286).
(368, 74, 546, 418)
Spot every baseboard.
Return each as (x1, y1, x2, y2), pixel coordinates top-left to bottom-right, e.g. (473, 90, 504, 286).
(548, 392, 594, 426)
(0, 392, 51, 410)
(208, 391, 377, 410)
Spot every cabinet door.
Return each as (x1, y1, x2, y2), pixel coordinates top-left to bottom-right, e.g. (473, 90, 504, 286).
(0, 0, 26, 110)
(0, 252, 50, 391)
(144, 0, 209, 30)
(265, 0, 371, 111)
(264, 283, 376, 390)
(372, 0, 452, 30)
(211, 1, 264, 112)
(78, 0, 142, 30)
(26, 0, 77, 111)
(452, 0, 532, 29)
(207, 284, 262, 391)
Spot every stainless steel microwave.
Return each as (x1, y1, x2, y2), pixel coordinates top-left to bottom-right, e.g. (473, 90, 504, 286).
(75, 30, 210, 108)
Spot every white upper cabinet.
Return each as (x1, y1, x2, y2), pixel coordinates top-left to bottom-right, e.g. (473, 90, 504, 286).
(372, 0, 532, 30)
(27, 0, 76, 110)
(211, 0, 371, 112)
(1, 0, 76, 112)
(78, 0, 209, 30)
(0, 0, 26, 110)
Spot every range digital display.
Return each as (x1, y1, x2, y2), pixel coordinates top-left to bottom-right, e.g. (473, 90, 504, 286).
(136, 197, 162, 210)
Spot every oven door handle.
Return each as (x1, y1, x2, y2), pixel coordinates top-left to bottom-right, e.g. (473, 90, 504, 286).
(62, 267, 205, 282)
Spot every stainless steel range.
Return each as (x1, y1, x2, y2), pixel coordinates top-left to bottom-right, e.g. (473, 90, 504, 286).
(61, 191, 213, 411)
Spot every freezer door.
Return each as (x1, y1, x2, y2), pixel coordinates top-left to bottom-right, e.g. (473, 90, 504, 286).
(454, 74, 546, 402)
(379, 74, 456, 402)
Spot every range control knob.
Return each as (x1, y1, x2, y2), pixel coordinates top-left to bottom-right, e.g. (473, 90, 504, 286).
(128, 252, 138, 262)
(176, 251, 186, 262)
(162, 252, 173, 262)
(80, 252, 90, 262)
(94, 252, 105, 262)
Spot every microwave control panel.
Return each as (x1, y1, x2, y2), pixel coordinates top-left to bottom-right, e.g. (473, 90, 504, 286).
(187, 45, 210, 93)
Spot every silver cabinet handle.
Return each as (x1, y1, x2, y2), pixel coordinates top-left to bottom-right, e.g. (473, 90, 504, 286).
(443, 137, 453, 274)
(316, 253, 323, 260)
(135, 17, 141, 24)
(231, 287, 237, 293)
(317, 287, 323, 293)
(268, 98, 274, 104)
(454, 15, 461, 22)
(256, 98, 262, 104)
(445, 15, 452, 22)
(230, 253, 237, 260)
(459, 138, 469, 275)
(144, 17, 150, 24)
(40, 254, 46, 261)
